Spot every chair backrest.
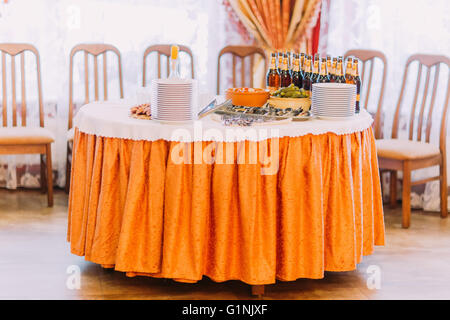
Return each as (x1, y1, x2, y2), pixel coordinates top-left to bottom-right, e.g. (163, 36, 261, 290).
(142, 44, 194, 86)
(0, 43, 44, 127)
(344, 49, 387, 139)
(217, 45, 267, 94)
(68, 43, 124, 130)
(391, 54, 450, 153)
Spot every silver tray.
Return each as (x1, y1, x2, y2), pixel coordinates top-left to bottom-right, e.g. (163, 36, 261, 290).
(213, 100, 313, 122)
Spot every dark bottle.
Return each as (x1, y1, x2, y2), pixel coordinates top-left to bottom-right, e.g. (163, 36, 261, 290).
(266, 52, 281, 93)
(280, 53, 292, 87)
(291, 53, 303, 88)
(345, 57, 354, 84)
(316, 58, 330, 83)
(311, 57, 319, 83)
(334, 58, 346, 83)
(353, 59, 362, 113)
(302, 56, 313, 95)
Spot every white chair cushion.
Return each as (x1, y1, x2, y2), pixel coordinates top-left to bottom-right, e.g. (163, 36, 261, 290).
(0, 127, 55, 145)
(376, 139, 440, 160)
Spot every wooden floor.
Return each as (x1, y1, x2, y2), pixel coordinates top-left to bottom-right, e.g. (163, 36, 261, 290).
(1, 189, 449, 300)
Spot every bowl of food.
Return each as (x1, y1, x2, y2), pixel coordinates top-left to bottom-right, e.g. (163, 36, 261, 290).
(225, 87, 270, 107)
(268, 84, 311, 110)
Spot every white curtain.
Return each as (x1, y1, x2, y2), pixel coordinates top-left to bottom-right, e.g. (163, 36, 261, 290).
(0, 0, 246, 189)
(325, 0, 450, 211)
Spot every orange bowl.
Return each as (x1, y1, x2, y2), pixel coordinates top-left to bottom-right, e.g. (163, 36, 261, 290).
(225, 88, 270, 107)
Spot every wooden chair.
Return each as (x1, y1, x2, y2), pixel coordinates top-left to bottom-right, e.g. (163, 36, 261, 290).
(0, 43, 53, 206)
(142, 44, 194, 86)
(376, 54, 450, 228)
(217, 45, 267, 94)
(66, 43, 124, 192)
(344, 49, 387, 139)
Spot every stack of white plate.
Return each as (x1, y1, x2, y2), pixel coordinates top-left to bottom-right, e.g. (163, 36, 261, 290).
(311, 83, 356, 119)
(151, 78, 198, 122)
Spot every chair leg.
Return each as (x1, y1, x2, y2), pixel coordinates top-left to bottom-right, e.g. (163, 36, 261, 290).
(402, 161, 411, 228)
(40, 154, 47, 193)
(440, 163, 448, 218)
(390, 170, 397, 208)
(46, 144, 54, 207)
(65, 143, 72, 193)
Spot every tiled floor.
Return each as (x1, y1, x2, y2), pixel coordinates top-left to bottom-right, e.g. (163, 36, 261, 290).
(1, 189, 449, 299)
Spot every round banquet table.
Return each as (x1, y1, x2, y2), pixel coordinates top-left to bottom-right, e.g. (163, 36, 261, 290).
(67, 99, 385, 287)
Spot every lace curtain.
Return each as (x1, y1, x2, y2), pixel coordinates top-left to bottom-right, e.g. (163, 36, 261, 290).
(0, 0, 247, 189)
(324, 0, 450, 211)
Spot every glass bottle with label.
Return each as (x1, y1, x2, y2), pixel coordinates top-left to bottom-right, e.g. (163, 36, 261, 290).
(302, 56, 313, 95)
(311, 57, 319, 83)
(345, 57, 354, 84)
(353, 59, 361, 113)
(334, 58, 346, 83)
(316, 58, 330, 83)
(280, 53, 292, 87)
(291, 53, 303, 88)
(266, 52, 281, 93)
(277, 51, 284, 74)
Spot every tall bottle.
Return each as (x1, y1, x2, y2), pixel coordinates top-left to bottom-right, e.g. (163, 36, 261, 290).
(345, 57, 354, 84)
(287, 51, 293, 70)
(330, 57, 337, 82)
(334, 58, 346, 83)
(168, 45, 180, 78)
(300, 54, 308, 90)
(311, 57, 319, 83)
(291, 53, 303, 88)
(317, 57, 330, 83)
(266, 52, 281, 93)
(277, 51, 284, 74)
(302, 56, 313, 95)
(326, 55, 332, 77)
(353, 59, 362, 113)
(314, 53, 320, 64)
(300, 52, 305, 70)
(280, 53, 292, 87)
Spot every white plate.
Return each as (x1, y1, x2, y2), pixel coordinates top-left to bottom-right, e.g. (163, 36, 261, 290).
(312, 88, 356, 92)
(313, 113, 355, 116)
(312, 98, 355, 100)
(152, 119, 194, 124)
(313, 106, 354, 110)
(312, 107, 354, 110)
(313, 111, 354, 115)
(313, 113, 355, 117)
(312, 95, 356, 98)
(316, 115, 356, 120)
(312, 87, 356, 90)
(312, 83, 356, 88)
(312, 101, 355, 104)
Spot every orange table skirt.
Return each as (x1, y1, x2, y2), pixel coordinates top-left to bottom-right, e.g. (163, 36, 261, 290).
(68, 127, 385, 285)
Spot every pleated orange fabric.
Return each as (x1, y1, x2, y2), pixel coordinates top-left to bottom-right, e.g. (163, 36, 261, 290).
(68, 127, 385, 285)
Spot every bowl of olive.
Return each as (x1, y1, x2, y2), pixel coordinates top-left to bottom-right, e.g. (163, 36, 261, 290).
(268, 84, 311, 110)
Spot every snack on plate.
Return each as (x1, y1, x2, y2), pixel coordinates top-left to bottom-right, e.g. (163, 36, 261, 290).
(130, 103, 151, 119)
(268, 84, 311, 110)
(271, 84, 309, 98)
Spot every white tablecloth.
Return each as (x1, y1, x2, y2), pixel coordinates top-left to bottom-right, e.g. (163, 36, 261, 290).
(73, 99, 374, 142)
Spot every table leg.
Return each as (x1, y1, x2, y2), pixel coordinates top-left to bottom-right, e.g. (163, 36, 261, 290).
(251, 285, 265, 298)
